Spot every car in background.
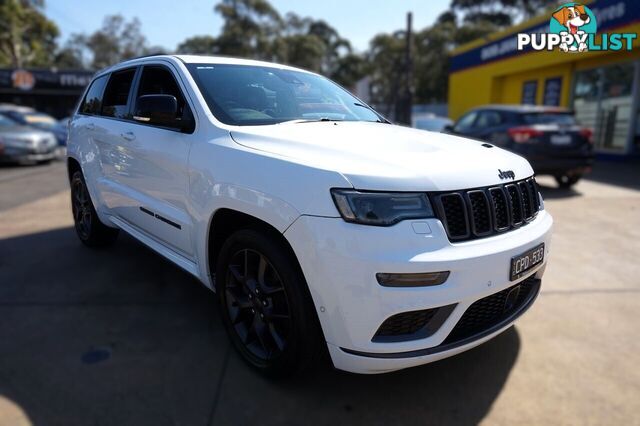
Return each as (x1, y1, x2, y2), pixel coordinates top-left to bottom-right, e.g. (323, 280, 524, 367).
(446, 105, 594, 187)
(0, 114, 59, 164)
(412, 113, 453, 132)
(58, 116, 71, 128)
(0, 104, 68, 147)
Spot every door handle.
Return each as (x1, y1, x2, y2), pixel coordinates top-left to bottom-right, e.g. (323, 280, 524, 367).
(120, 131, 136, 141)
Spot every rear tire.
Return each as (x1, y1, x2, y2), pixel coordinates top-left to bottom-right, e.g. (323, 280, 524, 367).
(216, 229, 323, 377)
(555, 174, 582, 188)
(70, 171, 119, 247)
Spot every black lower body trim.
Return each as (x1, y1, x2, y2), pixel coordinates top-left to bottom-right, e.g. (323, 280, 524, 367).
(340, 278, 541, 359)
(139, 206, 182, 229)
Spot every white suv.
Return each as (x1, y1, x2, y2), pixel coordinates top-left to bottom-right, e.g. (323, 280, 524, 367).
(67, 55, 552, 375)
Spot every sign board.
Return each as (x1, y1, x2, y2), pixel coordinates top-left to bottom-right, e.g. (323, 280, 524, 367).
(0, 68, 94, 93)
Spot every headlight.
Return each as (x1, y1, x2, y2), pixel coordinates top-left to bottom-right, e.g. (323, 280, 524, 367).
(331, 189, 435, 226)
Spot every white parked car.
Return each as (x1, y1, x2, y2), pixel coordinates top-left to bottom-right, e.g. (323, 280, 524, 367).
(67, 55, 552, 375)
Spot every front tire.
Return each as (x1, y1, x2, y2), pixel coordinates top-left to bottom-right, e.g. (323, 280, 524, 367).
(216, 229, 323, 377)
(70, 171, 119, 247)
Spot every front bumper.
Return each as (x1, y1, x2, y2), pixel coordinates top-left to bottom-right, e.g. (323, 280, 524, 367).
(284, 210, 552, 374)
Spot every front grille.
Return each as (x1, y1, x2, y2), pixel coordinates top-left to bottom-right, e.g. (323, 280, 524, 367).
(432, 177, 540, 242)
(439, 193, 469, 239)
(375, 308, 438, 339)
(443, 278, 539, 345)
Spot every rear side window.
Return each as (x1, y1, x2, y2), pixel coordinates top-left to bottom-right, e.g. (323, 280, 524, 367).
(475, 111, 503, 128)
(102, 68, 136, 118)
(522, 113, 577, 125)
(80, 75, 108, 115)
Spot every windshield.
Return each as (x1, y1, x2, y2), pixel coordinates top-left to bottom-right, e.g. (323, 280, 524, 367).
(187, 64, 382, 126)
(522, 113, 578, 126)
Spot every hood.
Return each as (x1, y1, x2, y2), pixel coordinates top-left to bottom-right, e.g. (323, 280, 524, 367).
(230, 121, 533, 191)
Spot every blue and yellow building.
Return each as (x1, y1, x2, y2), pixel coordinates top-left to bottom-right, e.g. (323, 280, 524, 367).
(449, 0, 640, 157)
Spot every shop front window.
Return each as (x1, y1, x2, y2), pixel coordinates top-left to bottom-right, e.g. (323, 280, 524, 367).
(573, 62, 637, 153)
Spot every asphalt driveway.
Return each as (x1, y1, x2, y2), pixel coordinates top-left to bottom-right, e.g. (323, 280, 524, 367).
(0, 160, 638, 425)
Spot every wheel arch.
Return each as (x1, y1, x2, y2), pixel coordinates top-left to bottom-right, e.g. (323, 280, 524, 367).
(67, 156, 82, 181)
(206, 208, 302, 292)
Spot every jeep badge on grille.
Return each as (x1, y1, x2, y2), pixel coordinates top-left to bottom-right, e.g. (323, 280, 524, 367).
(498, 169, 516, 180)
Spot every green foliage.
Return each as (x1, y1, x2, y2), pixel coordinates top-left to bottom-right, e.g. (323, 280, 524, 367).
(367, 31, 405, 109)
(214, 0, 282, 58)
(173, 2, 367, 89)
(80, 15, 149, 69)
(0, 0, 59, 68)
(451, 0, 557, 25)
(176, 35, 219, 55)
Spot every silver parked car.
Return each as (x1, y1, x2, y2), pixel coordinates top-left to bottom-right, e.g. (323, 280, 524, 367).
(0, 114, 59, 164)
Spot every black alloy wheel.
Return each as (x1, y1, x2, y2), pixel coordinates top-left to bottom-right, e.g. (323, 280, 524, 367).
(70, 171, 119, 247)
(224, 248, 292, 361)
(71, 175, 92, 240)
(217, 229, 324, 376)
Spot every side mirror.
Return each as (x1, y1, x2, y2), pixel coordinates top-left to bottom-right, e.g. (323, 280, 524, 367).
(134, 94, 178, 127)
(442, 124, 454, 133)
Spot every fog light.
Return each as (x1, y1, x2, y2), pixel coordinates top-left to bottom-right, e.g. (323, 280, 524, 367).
(376, 271, 450, 287)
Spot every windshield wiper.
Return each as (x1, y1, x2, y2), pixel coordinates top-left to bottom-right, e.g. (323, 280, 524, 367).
(278, 118, 344, 124)
(353, 103, 390, 123)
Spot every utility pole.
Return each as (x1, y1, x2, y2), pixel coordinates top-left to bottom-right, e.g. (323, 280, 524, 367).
(395, 12, 414, 125)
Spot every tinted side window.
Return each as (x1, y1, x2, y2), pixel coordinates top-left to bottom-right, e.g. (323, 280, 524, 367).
(476, 111, 503, 128)
(102, 69, 136, 118)
(80, 75, 108, 115)
(135, 65, 191, 130)
(137, 66, 186, 114)
(454, 112, 477, 132)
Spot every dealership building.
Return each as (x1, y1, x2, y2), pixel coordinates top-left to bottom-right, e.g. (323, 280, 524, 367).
(449, 0, 640, 157)
(0, 68, 94, 118)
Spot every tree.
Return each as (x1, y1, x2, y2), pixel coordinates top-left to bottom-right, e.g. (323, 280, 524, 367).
(175, 3, 366, 88)
(64, 15, 149, 70)
(331, 53, 368, 91)
(451, 0, 558, 27)
(176, 35, 219, 55)
(366, 31, 406, 113)
(0, 0, 59, 68)
(214, 0, 282, 59)
(86, 15, 148, 69)
(275, 33, 326, 72)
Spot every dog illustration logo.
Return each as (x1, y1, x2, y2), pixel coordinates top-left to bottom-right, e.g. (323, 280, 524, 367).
(517, 3, 635, 54)
(550, 3, 597, 52)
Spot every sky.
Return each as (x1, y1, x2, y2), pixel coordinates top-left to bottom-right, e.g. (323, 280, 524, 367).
(46, 0, 450, 53)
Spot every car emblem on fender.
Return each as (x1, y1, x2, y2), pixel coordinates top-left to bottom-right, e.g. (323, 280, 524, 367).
(498, 169, 516, 180)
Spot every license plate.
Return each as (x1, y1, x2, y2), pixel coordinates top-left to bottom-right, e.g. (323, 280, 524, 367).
(550, 134, 572, 145)
(510, 243, 545, 281)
